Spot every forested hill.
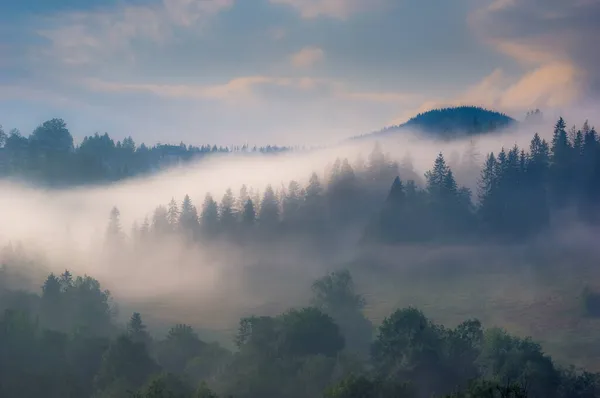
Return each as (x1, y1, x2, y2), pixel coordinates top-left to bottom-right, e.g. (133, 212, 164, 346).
(359, 106, 516, 140)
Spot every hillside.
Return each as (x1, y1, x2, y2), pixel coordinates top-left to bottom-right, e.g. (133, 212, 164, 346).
(360, 106, 516, 140)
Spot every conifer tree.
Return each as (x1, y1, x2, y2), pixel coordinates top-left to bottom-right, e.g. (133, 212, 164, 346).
(200, 194, 219, 237)
(167, 198, 179, 230)
(220, 188, 237, 231)
(258, 185, 280, 230)
(550, 117, 573, 206)
(127, 312, 151, 346)
(106, 206, 123, 244)
(283, 180, 302, 223)
(238, 185, 249, 213)
(152, 205, 170, 236)
(242, 199, 256, 227)
(179, 195, 199, 239)
(140, 216, 150, 239)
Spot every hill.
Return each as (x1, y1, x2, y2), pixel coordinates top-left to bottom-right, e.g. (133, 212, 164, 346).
(358, 106, 516, 140)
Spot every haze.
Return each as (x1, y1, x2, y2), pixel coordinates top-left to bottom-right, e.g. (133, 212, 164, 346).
(2, 1, 600, 397)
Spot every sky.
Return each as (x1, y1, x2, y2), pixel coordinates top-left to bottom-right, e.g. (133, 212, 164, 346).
(0, 0, 598, 146)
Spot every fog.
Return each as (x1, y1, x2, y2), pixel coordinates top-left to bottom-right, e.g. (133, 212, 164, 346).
(0, 113, 596, 334)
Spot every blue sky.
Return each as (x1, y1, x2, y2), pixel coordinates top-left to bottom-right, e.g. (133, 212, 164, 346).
(0, 0, 597, 145)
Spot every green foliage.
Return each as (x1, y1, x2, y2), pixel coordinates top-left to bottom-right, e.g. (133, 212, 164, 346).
(375, 106, 515, 139)
(446, 380, 528, 398)
(156, 324, 207, 375)
(324, 374, 415, 398)
(478, 328, 560, 398)
(94, 335, 160, 393)
(278, 307, 345, 358)
(311, 270, 372, 357)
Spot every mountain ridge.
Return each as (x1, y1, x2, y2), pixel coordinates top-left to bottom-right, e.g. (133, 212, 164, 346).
(354, 106, 517, 141)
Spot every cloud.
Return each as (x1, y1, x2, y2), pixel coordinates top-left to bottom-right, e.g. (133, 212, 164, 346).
(269, 0, 378, 19)
(82, 76, 330, 104)
(36, 0, 234, 67)
(470, 0, 600, 98)
(290, 46, 325, 68)
(0, 84, 83, 108)
(269, 27, 287, 41)
(390, 62, 581, 124)
(82, 75, 416, 107)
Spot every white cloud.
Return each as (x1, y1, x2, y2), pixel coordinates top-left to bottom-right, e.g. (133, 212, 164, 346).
(269, 0, 379, 19)
(36, 0, 234, 67)
(391, 62, 582, 125)
(290, 46, 325, 68)
(470, 0, 600, 98)
(82, 75, 416, 107)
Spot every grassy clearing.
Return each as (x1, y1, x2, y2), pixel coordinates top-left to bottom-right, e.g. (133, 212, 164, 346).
(350, 243, 600, 371)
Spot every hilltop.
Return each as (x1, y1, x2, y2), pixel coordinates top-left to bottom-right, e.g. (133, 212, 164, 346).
(358, 106, 517, 140)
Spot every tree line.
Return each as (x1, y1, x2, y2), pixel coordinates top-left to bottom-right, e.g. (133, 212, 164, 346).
(1, 265, 599, 398)
(0, 119, 290, 185)
(104, 117, 600, 248)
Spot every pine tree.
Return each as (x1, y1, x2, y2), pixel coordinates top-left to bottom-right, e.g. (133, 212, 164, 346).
(152, 205, 170, 235)
(200, 194, 219, 237)
(106, 206, 123, 244)
(127, 313, 151, 345)
(179, 195, 199, 239)
(328, 158, 342, 185)
(367, 142, 386, 178)
(305, 172, 323, 201)
(167, 198, 179, 230)
(579, 127, 600, 221)
(387, 176, 405, 205)
(242, 199, 256, 227)
(478, 153, 498, 206)
(550, 117, 573, 207)
(258, 185, 280, 229)
(238, 185, 249, 213)
(220, 188, 237, 231)
(140, 216, 149, 235)
(425, 153, 449, 197)
(283, 180, 302, 223)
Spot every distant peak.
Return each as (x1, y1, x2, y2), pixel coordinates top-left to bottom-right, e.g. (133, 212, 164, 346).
(356, 105, 517, 141)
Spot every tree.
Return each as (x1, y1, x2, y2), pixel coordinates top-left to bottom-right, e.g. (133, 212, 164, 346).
(550, 117, 573, 207)
(311, 270, 366, 313)
(238, 185, 249, 212)
(134, 373, 194, 398)
(303, 172, 326, 232)
(152, 205, 170, 236)
(278, 307, 345, 358)
(478, 153, 499, 232)
(258, 185, 280, 230)
(282, 180, 302, 224)
(179, 195, 199, 240)
(106, 206, 124, 245)
(30, 118, 74, 154)
(40, 273, 63, 331)
(94, 335, 160, 394)
(127, 313, 151, 346)
(200, 194, 219, 237)
(426, 153, 450, 197)
(424, 153, 473, 239)
(324, 375, 414, 398)
(478, 328, 560, 398)
(242, 199, 256, 227)
(311, 270, 371, 357)
(219, 188, 237, 232)
(156, 324, 206, 375)
(167, 198, 179, 231)
(371, 307, 450, 396)
(0, 124, 6, 148)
